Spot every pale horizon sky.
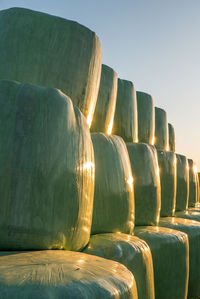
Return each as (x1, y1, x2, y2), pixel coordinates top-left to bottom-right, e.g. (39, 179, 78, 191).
(1, 0, 200, 168)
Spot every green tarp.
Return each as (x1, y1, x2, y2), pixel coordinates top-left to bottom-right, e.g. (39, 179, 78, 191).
(168, 123, 175, 152)
(175, 154, 189, 212)
(155, 107, 169, 150)
(188, 159, 198, 207)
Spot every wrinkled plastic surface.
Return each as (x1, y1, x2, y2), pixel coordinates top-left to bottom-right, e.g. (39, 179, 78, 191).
(157, 150, 176, 216)
(0, 7, 102, 123)
(176, 210, 200, 222)
(91, 64, 117, 134)
(0, 250, 138, 299)
(134, 226, 189, 299)
(113, 79, 138, 142)
(159, 217, 200, 297)
(0, 80, 94, 251)
(168, 123, 175, 151)
(127, 143, 161, 225)
(188, 159, 198, 207)
(176, 154, 189, 211)
(136, 91, 154, 144)
(84, 233, 155, 299)
(155, 107, 169, 150)
(91, 133, 135, 234)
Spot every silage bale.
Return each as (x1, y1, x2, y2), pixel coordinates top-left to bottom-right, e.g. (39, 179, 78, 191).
(159, 217, 200, 298)
(113, 79, 138, 142)
(176, 154, 189, 212)
(136, 91, 154, 144)
(157, 150, 176, 216)
(188, 159, 198, 207)
(0, 80, 95, 251)
(134, 226, 189, 299)
(126, 143, 161, 225)
(91, 133, 135, 235)
(155, 107, 169, 150)
(0, 251, 138, 299)
(84, 233, 155, 299)
(0, 7, 102, 125)
(91, 64, 117, 134)
(168, 123, 175, 151)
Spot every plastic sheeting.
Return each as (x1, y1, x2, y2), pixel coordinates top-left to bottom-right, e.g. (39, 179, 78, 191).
(113, 79, 138, 142)
(157, 150, 176, 216)
(155, 107, 169, 150)
(127, 143, 161, 225)
(136, 91, 155, 145)
(0, 7, 102, 124)
(91, 133, 135, 234)
(91, 64, 117, 134)
(0, 80, 95, 251)
(159, 217, 200, 298)
(168, 123, 175, 152)
(188, 159, 198, 207)
(134, 226, 189, 299)
(84, 233, 155, 299)
(176, 154, 189, 212)
(0, 250, 138, 299)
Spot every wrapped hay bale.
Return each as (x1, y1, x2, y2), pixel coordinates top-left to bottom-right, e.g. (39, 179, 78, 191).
(136, 91, 154, 144)
(159, 217, 200, 298)
(113, 79, 138, 142)
(91, 133, 135, 235)
(0, 7, 102, 125)
(84, 233, 155, 299)
(188, 159, 198, 208)
(155, 107, 169, 150)
(126, 143, 161, 225)
(0, 251, 138, 299)
(168, 123, 175, 151)
(157, 150, 176, 216)
(134, 226, 189, 299)
(91, 64, 117, 134)
(175, 154, 189, 212)
(0, 80, 95, 251)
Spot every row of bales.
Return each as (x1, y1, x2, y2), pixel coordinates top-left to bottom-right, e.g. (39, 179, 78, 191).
(0, 7, 200, 299)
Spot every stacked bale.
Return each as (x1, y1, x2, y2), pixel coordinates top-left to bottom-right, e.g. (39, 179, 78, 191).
(91, 64, 117, 134)
(175, 154, 189, 212)
(168, 123, 175, 151)
(188, 159, 198, 208)
(113, 79, 138, 142)
(155, 107, 169, 151)
(0, 251, 138, 298)
(0, 80, 95, 251)
(136, 91, 154, 144)
(0, 7, 102, 125)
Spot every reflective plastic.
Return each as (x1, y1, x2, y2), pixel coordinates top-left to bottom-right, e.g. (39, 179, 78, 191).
(0, 80, 95, 251)
(168, 123, 175, 152)
(91, 64, 118, 134)
(188, 159, 198, 207)
(135, 226, 189, 299)
(175, 154, 189, 212)
(0, 7, 102, 123)
(91, 133, 135, 234)
(84, 233, 155, 299)
(155, 107, 169, 151)
(0, 250, 138, 299)
(127, 143, 161, 225)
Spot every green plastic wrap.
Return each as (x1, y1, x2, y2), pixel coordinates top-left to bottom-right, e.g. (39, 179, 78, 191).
(175, 154, 189, 212)
(91, 64, 117, 134)
(157, 150, 176, 216)
(134, 226, 189, 299)
(188, 159, 198, 207)
(113, 79, 138, 142)
(159, 217, 200, 297)
(0, 7, 102, 125)
(0, 250, 138, 299)
(91, 133, 135, 234)
(136, 91, 155, 144)
(127, 143, 161, 225)
(84, 233, 155, 299)
(168, 123, 175, 152)
(155, 107, 169, 150)
(0, 80, 95, 251)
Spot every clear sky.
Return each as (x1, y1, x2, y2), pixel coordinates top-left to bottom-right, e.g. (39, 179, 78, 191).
(1, 0, 200, 168)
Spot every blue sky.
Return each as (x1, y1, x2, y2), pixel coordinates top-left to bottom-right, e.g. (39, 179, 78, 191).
(1, 0, 200, 168)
